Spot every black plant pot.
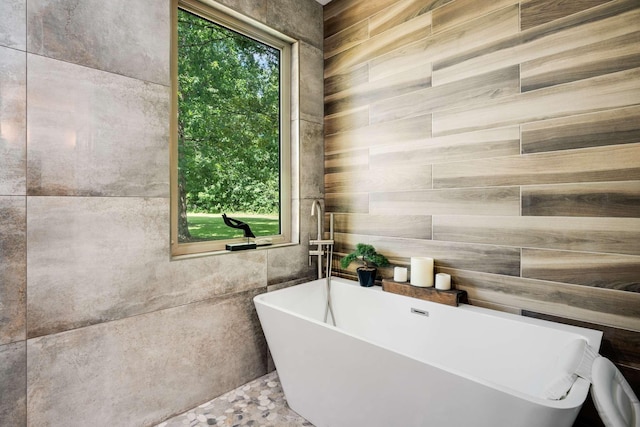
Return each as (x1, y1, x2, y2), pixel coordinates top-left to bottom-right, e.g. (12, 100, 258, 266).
(356, 267, 377, 287)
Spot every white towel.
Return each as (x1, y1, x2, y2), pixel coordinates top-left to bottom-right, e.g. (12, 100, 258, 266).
(543, 339, 598, 400)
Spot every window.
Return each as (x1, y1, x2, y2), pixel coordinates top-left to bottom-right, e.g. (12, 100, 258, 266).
(171, 0, 294, 256)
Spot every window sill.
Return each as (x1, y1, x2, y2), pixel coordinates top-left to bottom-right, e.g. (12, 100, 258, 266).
(170, 241, 299, 261)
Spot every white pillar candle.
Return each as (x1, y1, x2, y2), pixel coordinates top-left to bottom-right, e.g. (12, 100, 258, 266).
(393, 266, 408, 282)
(410, 257, 434, 287)
(435, 273, 451, 290)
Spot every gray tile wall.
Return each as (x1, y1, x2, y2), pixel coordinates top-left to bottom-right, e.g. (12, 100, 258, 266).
(0, 1, 324, 426)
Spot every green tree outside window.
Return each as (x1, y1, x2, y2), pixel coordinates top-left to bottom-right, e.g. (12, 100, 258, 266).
(177, 8, 281, 242)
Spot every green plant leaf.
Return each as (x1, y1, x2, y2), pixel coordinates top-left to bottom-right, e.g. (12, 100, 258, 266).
(340, 243, 389, 269)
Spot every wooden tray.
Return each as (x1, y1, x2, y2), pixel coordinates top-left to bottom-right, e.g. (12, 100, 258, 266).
(382, 279, 468, 307)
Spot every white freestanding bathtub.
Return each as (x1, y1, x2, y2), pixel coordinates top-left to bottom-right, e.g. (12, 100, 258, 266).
(254, 277, 602, 427)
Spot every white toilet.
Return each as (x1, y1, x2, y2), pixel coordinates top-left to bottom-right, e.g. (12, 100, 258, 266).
(591, 356, 640, 427)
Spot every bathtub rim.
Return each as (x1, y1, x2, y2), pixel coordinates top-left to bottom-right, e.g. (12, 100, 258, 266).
(255, 276, 602, 409)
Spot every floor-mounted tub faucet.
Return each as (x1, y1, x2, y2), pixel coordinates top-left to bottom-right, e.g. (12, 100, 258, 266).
(309, 200, 336, 325)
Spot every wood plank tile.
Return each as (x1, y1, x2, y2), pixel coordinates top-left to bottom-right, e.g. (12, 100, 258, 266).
(325, 106, 369, 137)
(370, 187, 520, 216)
(369, 0, 435, 38)
(371, 65, 520, 124)
(522, 249, 640, 292)
(325, 149, 369, 174)
(326, 114, 431, 155)
(446, 268, 640, 331)
(433, 67, 640, 136)
(324, 63, 369, 98)
(325, 64, 432, 116)
(521, 105, 640, 154)
(324, 0, 451, 39)
(333, 232, 521, 276)
(432, 215, 640, 255)
(433, 143, 640, 188)
(428, 4, 519, 67)
(433, 0, 640, 86)
(325, 192, 369, 213)
(325, 164, 432, 193)
(522, 181, 640, 218)
(468, 299, 523, 315)
(368, 4, 519, 84)
(432, 0, 517, 34)
(369, 126, 521, 168)
(324, 0, 399, 39)
(521, 31, 640, 92)
(325, 12, 432, 78)
(521, 0, 615, 30)
(324, 20, 368, 60)
(329, 213, 432, 239)
(368, 39, 430, 82)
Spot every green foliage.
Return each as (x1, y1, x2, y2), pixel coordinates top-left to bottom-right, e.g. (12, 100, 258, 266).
(177, 9, 280, 225)
(340, 243, 390, 269)
(187, 213, 279, 240)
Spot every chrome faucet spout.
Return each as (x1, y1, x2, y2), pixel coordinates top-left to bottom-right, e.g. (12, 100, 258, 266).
(311, 199, 322, 241)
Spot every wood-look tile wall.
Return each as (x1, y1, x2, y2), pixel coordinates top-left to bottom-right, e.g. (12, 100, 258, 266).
(323, 0, 640, 333)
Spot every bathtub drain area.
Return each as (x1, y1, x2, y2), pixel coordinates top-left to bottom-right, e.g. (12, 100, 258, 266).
(157, 371, 314, 427)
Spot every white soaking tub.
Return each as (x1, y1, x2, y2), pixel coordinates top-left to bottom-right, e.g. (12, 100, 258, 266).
(254, 277, 603, 427)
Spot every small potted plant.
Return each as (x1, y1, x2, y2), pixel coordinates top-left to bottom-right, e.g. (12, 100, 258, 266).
(340, 243, 390, 287)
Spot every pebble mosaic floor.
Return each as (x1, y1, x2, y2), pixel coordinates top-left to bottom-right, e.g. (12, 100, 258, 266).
(156, 371, 315, 427)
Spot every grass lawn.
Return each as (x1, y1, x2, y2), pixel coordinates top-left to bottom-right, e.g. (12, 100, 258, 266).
(187, 213, 279, 240)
